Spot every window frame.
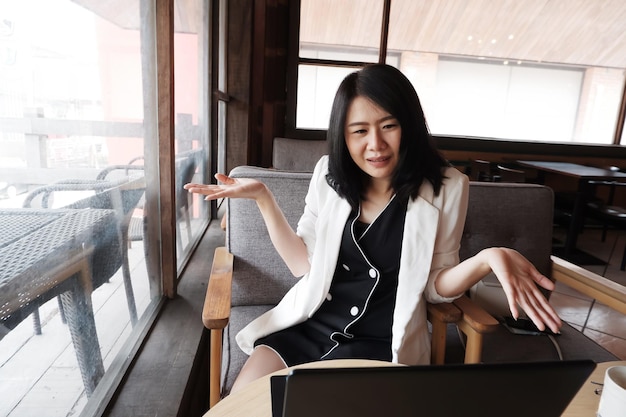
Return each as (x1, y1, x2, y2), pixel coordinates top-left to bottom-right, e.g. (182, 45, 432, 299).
(285, 0, 626, 146)
(79, 0, 214, 414)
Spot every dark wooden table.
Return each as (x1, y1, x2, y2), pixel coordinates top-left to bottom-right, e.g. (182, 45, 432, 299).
(517, 161, 626, 262)
(0, 208, 116, 396)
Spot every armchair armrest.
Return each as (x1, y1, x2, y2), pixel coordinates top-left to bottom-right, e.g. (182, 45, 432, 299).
(436, 258, 626, 366)
(203, 246, 234, 407)
(427, 302, 462, 364)
(203, 246, 234, 329)
(453, 295, 500, 333)
(551, 255, 626, 315)
(452, 295, 500, 363)
(427, 295, 500, 365)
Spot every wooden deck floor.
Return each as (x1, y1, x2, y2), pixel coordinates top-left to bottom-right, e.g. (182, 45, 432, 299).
(0, 240, 152, 417)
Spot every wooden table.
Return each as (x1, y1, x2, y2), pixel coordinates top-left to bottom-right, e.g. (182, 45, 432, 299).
(517, 161, 626, 262)
(203, 359, 625, 417)
(562, 360, 626, 416)
(0, 208, 116, 395)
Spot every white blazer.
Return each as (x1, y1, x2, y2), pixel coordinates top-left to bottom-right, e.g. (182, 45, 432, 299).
(237, 156, 469, 365)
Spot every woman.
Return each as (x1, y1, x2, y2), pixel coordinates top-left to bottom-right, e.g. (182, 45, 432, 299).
(185, 64, 562, 393)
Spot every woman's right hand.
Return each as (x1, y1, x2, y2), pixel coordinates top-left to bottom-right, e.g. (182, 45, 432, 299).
(187, 173, 310, 276)
(184, 173, 269, 201)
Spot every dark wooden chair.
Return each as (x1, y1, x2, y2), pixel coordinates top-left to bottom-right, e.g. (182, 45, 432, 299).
(585, 170, 626, 270)
(496, 164, 526, 183)
(469, 159, 497, 182)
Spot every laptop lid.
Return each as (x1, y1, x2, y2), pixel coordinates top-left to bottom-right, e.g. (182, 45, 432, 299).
(271, 360, 595, 417)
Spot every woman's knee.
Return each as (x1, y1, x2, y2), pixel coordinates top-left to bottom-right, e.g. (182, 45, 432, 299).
(231, 346, 286, 393)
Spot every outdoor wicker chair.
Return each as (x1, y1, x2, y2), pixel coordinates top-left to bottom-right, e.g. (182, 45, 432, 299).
(22, 169, 146, 332)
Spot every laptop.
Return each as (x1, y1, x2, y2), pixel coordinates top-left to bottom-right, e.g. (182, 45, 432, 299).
(270, 360, 595, 417)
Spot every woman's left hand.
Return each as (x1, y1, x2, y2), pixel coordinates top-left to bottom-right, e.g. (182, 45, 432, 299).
(484, 247, 562, 334)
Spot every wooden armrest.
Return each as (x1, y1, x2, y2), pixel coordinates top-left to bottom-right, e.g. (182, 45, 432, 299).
(453, 295, 499, 333)
(451, 295, 500, 364)
(428, 296, 499, 365)
(202, 246, 234, 329)
(204, 246, 234, 407)
(427, 301, 462, 323)
(427, 301, 463, 365)
(551, 255, 626, 315)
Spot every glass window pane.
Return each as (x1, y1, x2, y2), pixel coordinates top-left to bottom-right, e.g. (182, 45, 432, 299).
(387, 0, 626, 144)
(174, 0, 209, 270)
(300, 0, 383, 62)
(296, 64, 357, 129)
(424, 59, 584, 141)
(0, 0, 160, 414)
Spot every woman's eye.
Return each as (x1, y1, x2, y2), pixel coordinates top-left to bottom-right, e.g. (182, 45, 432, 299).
(382, 123, 397, 130)
(353, 129, 367, 134)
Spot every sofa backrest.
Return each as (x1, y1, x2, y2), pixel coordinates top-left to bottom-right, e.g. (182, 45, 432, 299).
(461, 181, 553, 276)
(226, 166, 554, 308)
(227, 166, 312, 306)
(272, 137, 327, 171)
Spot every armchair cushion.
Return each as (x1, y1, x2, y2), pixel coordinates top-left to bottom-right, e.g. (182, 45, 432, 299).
(222, 305, 273, 392)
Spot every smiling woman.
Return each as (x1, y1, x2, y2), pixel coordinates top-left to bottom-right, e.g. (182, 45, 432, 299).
(186, 64, 562, 399)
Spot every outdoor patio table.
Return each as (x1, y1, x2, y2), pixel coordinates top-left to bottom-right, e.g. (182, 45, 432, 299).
(0, 208, 116, 396)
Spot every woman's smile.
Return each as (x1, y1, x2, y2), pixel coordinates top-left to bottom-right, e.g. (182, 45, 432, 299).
(366, 155, 392, 167)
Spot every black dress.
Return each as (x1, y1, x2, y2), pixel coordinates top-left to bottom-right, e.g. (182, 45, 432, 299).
(255, 194, 408, 366)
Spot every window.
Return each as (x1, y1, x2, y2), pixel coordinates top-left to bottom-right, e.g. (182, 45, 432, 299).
(291, 0, 626, 145)
(426, 58, 584, 141)
(174, 0, 210, 270)
(0, 0, 210, 415)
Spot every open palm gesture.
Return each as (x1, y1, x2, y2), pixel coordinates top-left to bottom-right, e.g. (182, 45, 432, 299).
(184, 173, 267, 201)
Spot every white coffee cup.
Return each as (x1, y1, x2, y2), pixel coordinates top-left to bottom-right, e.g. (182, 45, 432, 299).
(597, 365, 626, 417)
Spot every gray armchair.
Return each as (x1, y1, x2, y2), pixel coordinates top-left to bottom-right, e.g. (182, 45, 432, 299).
(202, 166, 625, 408)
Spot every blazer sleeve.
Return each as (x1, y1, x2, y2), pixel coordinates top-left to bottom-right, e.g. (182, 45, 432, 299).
(424, 168, 470, 303)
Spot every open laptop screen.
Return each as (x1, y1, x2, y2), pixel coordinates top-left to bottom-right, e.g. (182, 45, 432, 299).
(271, 360, 595, 417)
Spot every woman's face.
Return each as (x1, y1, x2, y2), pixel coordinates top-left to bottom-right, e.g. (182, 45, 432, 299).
(344, 96, 402, 186)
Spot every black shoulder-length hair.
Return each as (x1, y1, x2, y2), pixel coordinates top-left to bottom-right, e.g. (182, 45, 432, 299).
(326, 63, 448, 209)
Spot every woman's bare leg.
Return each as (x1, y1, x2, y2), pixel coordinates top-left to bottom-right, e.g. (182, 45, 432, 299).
(230, 345, 287, 394)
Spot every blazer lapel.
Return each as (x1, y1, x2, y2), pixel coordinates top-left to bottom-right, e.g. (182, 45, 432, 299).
(307, 195, 351, 316)
(392, 195, 440, 340)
